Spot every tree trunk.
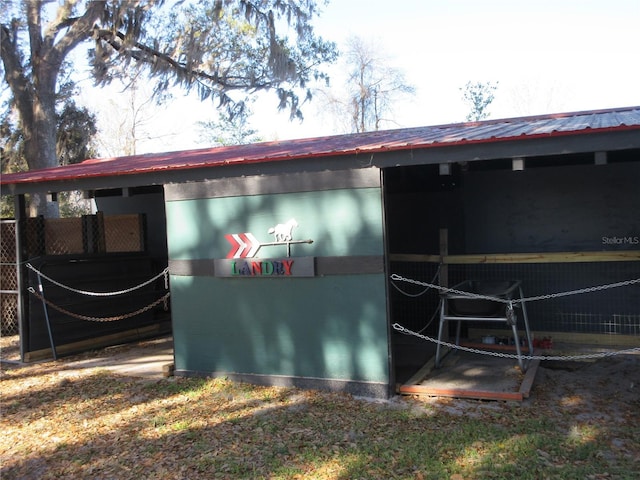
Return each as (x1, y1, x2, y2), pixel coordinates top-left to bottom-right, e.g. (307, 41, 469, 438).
(2, 1, 104, 217)
(23, 66, 60, 217)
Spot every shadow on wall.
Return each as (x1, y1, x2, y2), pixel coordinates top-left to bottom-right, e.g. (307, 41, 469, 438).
(166, 186, 390, 394)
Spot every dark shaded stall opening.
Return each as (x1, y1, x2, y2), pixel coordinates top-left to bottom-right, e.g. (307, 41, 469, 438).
(384, 150, 640, 385)
(8, 186, 172, 362)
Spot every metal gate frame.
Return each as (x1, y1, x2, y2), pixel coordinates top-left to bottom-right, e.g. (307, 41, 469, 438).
(1, 213, 27, 362)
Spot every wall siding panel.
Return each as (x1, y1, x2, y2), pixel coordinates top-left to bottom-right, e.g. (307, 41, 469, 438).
(165, 173, 391, 396)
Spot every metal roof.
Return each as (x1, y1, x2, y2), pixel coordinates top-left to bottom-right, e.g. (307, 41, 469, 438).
(2, 105, 640, 191)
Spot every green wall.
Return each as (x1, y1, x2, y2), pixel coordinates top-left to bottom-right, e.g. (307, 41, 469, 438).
(165, 186, 390, 388)
(166, 189, 384, 259)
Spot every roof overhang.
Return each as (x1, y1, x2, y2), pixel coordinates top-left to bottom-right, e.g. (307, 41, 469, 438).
(2, 106, 640, 196)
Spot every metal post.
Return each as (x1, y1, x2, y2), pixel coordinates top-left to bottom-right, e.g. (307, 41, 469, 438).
(435, 228, 449, 368)
(14, 194, 28, 362)
(510, 322, 524, 372)
(36, 272, 57, 360)
(435, 301, 445, 368)
(519, 286, 534, 370)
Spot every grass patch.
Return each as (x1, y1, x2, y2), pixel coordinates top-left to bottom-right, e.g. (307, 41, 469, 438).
(2, 360, 639, 479)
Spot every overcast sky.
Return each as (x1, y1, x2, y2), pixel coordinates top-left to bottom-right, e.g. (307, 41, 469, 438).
(79, 0, 640, 154)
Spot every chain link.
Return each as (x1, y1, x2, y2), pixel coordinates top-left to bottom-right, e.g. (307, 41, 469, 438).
(26, 263, 169, 297)
(28, 287, 170, 322)
(392, 323, 640, 361)
(390, 273, 640, 304)
(390, 273, 640, 361)
(391, 265, 441, 298)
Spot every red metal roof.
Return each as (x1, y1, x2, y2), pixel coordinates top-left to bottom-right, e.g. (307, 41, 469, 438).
(2, 106, 640, 187)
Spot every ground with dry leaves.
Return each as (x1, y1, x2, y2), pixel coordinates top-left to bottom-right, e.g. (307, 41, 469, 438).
(1, 335, 639, 479)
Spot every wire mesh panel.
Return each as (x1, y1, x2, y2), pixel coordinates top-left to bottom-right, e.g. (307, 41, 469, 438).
(1, 213, 150, 337)
(0, 263, 18, 291)
(389, 261, 442, 335)
(389, 259, 640, 338)
(0, 220, 19, 335)
(25, 255, 169, 353)
(23, 213, 146, 257)
(1, 295, 19, 335)
(0, 221, 16, 265)
(104, 214, 145, 253)
(44, 217, 84, 255)
(447, 261, 640, 336)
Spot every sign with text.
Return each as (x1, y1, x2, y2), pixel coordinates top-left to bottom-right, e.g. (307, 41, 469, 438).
(214, 257, 315, 278)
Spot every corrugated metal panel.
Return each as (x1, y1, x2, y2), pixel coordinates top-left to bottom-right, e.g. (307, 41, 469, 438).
(2, 106, 640, 186)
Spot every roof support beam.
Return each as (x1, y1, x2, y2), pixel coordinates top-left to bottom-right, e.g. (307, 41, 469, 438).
(439, 163, 451, 175)
(2, 130, 639, 196)
(512, 157, 525, 171)
(595, 151, 608, 165)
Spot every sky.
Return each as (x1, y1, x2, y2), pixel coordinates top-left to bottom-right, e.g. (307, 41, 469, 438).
(77, 0, 640, 155)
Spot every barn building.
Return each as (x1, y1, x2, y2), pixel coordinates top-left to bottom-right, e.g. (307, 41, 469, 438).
(2, 106, 639, 398)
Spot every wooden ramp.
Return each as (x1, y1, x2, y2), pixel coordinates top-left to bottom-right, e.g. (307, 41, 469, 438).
(398, 347, 540, 402)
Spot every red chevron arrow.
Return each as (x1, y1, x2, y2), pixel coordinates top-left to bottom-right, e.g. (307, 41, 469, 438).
(225, 233, 261, 258)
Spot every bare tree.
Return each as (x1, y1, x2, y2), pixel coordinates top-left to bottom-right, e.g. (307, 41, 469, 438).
(506, 81, 570, 117)
(321, 36, 415, 133)
(95, 70, 174, 157)
(1, 0, 337, 216)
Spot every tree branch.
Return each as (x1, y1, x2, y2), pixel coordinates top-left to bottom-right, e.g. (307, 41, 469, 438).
(26, 0, 43, 65)
(95, 28, 277, 93)
(47, 1, 105, 68)
(43, 0, 76, 48)
(0, 24, 34, 129)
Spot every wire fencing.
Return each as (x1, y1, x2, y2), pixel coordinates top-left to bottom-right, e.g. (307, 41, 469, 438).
(389, 260, 640, 337)
(391, 272, 640, 361)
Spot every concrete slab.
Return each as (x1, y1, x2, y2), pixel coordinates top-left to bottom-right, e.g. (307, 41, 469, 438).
(62, 336, 174, 379)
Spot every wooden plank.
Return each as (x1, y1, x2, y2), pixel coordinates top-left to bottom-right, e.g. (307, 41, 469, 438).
(444, 250, 640, 264)
(169, 259, 216, 277)
(164, 168, 382, 200)
(402, 356, 439, 387)
(24, 323, 170, 362)
(162, 363, 175, 377)
(399, 350, 536, 402)
(388, 250, 640, 264)
(398, 383, 524, 402)
(388, 253, 441, 263)
(316, 256, 384, 275)
(170, 255, 386, 277)
(439, 229, 448, 287)
(468, 328, 640, 348)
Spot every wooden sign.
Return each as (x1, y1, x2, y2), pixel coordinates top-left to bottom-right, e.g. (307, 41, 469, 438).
(219, 218, 315, 277)
(214, 257, 315, 278)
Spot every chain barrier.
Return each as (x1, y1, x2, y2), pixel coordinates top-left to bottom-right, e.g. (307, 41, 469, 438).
(25, 263, 171, 323)
(28, 287, 170, 322)
(392, 323, 640, 361)
(390, 273, 640, 361)
(26, 263, 169, 296)
(390, 273, 640, 304)
(390, 265, 441, 298)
